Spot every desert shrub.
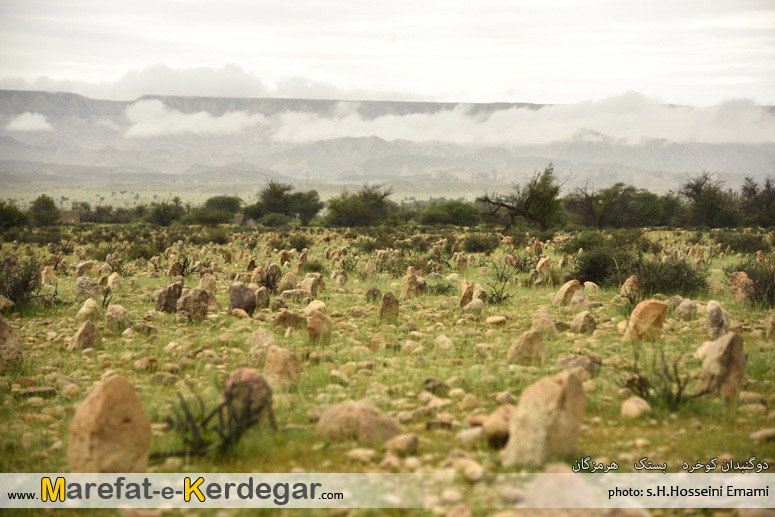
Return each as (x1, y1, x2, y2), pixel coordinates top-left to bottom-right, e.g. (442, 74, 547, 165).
(1, 227, 64, 245)
(29, 195, 60, 227)
(610, 228, 659, 252)
(420, 200, 481, 226)
(462, 233, 499, 253)
(427, 280, 454, 296)
(617, 344, 709, 411)
(144, 202, 185, 227)
(559, 231, 607, 255)
(713, 231, 771, 253)
(485, 261, 515, 304)
(302, 260, 326, 274)
(288, 234, 312, 251)
(529, 228, 556, 242)
(186, 208, 232, 226)
(0, 254, 41, 309)
(509, 252, 538, 273)
(572, 244, 636, 286)
(255, 267, 282, 293)
(158, 385, 275, 458)
(191, 228, 229, 245)
(260, 213, 291, 228)
(633, 256, 708, 297)
(0, 201, 27, 229)
(724, 258, 775, 308)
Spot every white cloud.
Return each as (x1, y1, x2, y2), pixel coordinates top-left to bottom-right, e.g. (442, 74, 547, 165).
(0, 64, 421, 102)
(122, 92, 775, 144)
(124, 99, 269, 137)
(5, 112, 53, 131)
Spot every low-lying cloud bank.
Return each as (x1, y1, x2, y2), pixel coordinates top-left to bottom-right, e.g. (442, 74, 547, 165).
(123, 92, 775, 144)
(5, 112, 53, 132)
(124, 100, 268, 137)
(0, 64, 418, 102)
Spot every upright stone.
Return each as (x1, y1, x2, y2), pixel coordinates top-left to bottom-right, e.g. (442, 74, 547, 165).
(67, 376, 151, 472)
(501, 371, 585, 466)
(699, 332, 747, 403)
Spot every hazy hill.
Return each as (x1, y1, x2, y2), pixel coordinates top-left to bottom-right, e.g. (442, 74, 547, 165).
(0, 90, 771, 195)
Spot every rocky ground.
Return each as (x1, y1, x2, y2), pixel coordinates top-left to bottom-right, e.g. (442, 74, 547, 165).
(0, 226, 774, 517)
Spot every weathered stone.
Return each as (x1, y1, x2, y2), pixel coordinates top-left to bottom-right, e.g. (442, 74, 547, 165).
(461, 298, 484, 316)
(69, 321, 101, 350)
(570, 311, 596, 334)
(706, 300, 731, 339)
(0, 315, 22, 372)
(316, 401, 402, 443)
(482, 404, 517, 448)
(507, 331, 545, 364)
(176, 288, 210, 322)
(530, 308, 556, 337)
(554, 280, 581, 306)
(620, 275, 640, 299)
(459, 280, 474, 307)
(729, 271, 754, 302)
(674, 299, 697, 320)
(155, 281, 183, 313)
(365, 286, 382, 304)
(255, 286, 270, 309)
(67, 376, 150, 472)
(621, 396, 651, 419)
(75, 276, 100, 300)
(263, 346, 301, 387)
(106, 304, 130, 332)
(76, 298, 100, 322)
(307, 310, 333, 342)
(378, 292, 399, 322)
(501, 371, 585, 466)
(274, 309, 307, 330)
(229, 282, 258, 316)
(536, 257, 551, 276)
(699, 332, 747, 403)
(624, 300, 668, 341)
(384, 433, 419, 456)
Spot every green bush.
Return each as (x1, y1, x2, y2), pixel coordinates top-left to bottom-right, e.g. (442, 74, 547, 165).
(260, 213, 291, 228)
(559, 231, 607, 255)
(420, 200, 480, 226)
(462, 233, 499, 253)
(0, 201, 27, 229)
(288, 234, 312, 251)
(634, 256, 708, 297)
(186, 208, 232, 226)
(29, 195, 60, 227)
(572, 244, 636, 287)
(713, 231, 771, 253)
(724, 258, 775, 308)
(0, 254, 41, 309)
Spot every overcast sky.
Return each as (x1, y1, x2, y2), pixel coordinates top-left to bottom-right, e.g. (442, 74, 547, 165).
(0, 0, 772, 105)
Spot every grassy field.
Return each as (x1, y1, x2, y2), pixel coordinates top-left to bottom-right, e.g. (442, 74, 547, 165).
(0, 225, 773, 516)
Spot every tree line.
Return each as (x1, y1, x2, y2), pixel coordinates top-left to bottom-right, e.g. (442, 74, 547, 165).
(2, 167, 774, 232)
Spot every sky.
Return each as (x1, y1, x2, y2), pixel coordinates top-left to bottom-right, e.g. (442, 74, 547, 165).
(0, 0, 773, 105)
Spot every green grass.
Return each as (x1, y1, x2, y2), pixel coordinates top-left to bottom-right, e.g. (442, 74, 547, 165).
(0, 227, 773, 516)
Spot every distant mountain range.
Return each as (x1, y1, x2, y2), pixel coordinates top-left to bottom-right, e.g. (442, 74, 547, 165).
(0, 90, 772, 196)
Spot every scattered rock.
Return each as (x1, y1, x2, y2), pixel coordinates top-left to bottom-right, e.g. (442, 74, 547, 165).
(621, 396, 651, 419)
(501, 371, 585, 466)
(699, 332, 747, 402)
(316, 401, 402, 443)
(69, 321, 101, 350)
(624, 299, 668, 341)
(507, 331, 545, 364)
(67, 376, 151, 472)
